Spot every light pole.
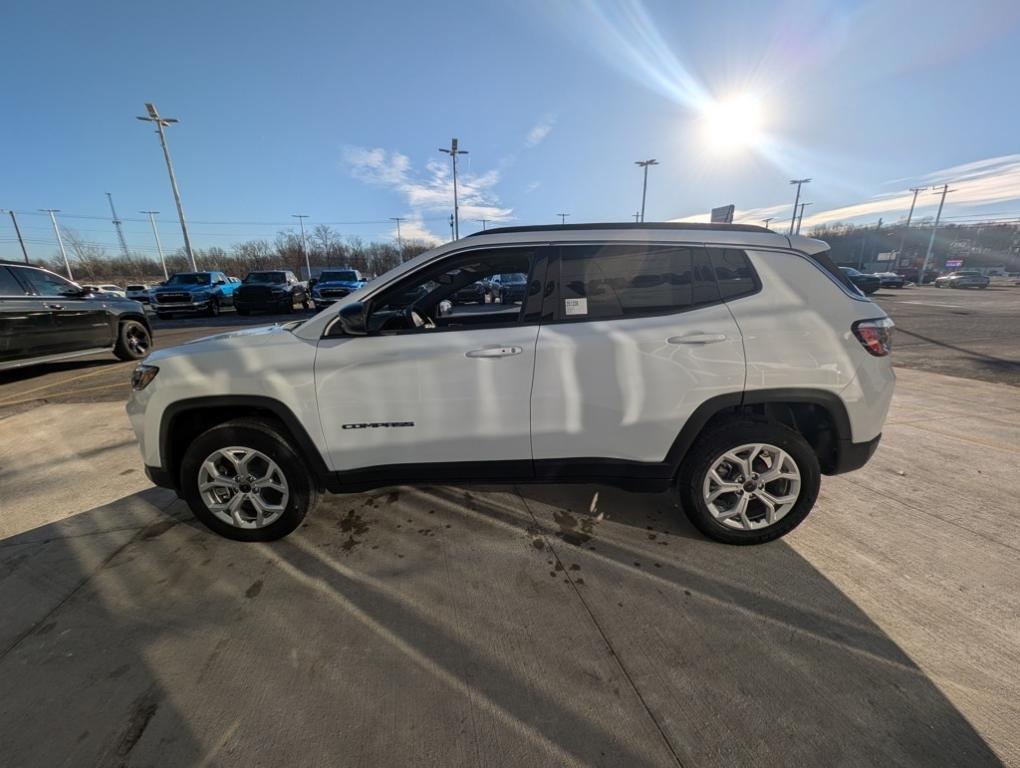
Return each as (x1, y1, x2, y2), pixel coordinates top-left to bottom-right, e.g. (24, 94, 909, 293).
(788, 178, 811, 234)
(762, 217, 774, 229)
(635, 159, 658, 222)
(136, 103, 196, 270)
(141, 210, 168, 280)
(40, 209, 72, 279)
(920, 184, 954, 284)
(475, 219, 489, 231)
(896, 186, 927, 266)
(439, 138, 468, 239)
(2, 210, 29, 262)
(557, 213, 570, 225)
(795, 202, 812, 234)
(291, 214, 311, 279)
(390, 217, 405, 259)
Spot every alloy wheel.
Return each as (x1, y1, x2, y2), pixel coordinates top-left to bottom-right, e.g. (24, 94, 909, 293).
(702, 443, 802, 530)
(197, 446, 290, 529)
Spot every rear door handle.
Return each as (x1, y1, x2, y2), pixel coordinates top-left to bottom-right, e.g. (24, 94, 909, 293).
(46, 303, 65, 310)
(466, 346, 523, 358)
(667, 333, 727, 345)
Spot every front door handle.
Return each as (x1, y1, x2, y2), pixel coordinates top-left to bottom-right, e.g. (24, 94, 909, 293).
(667, 333, 727, 345)
(46, 303, 65, 310)
(466, 346, 523, 358)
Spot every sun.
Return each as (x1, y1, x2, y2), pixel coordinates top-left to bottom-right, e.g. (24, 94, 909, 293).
(701, 94, 764, 152)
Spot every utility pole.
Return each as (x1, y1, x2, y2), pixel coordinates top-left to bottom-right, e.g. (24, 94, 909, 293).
(896, 186, 927, 267)
(635, 159, 659, 222)
(761, 217, 774, 229)
(449, 214, 455, 240)
(633, 212, 641, 223)
(136, 103, 197, 270)
(557, 213, 570, 225)
(475, 219, 489, 231)
(106, 192, 131, 258)
(40, 209, 72, 279)
(795, 202, 812, 234)
(439, 138, 468, 239)
(920, 184, 954, 284)
(291, 214, 311, 280)
(390, 217, 405, 259)
(788, 178, 811, 234)
(2, 210, 29, 262)
(141, 210, 168, 280)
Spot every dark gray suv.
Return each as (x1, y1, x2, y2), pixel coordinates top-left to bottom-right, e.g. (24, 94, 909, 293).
(0, 260, 153, 371)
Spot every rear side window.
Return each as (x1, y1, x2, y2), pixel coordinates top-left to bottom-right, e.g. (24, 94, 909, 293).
(558, 245, 718, 320)
(0, 267, 29, 295)
(707, 248, 760, 300)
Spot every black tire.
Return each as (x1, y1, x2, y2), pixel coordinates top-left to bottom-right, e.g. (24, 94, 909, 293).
(302, 297, 310, 310)
(113, 319, 152, 361)
(179, 418, 318, 541)
(206, 297, 220, 317)
(236, 306, 250, 316)
(282, 298, 294, 313)
(676, 420, 820, 545)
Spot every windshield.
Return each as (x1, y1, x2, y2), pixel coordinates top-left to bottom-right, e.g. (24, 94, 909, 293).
(839, 267, 862, 276)
(167, 273, 210, 286)
(320, 270, 359, 282)
(245, 272, 286, 284)
(500, 273, 526, 283)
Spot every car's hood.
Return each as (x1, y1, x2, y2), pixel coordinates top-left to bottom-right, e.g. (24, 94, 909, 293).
(146, 324, 295, 364)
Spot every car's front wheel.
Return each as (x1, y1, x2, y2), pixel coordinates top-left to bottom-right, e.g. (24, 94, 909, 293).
(676, 420, 820, 545)
(207, 297, 220, 317)
(179, 418, 318, 541)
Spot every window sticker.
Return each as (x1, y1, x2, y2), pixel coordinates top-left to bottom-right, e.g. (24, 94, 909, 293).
(564, 297, 588, 316)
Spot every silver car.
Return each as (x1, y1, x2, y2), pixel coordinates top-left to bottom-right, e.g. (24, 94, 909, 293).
(933, 271, 989, 289)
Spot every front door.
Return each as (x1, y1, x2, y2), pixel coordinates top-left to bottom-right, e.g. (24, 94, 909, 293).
(0, 266, 61, 362)
(315, 246, 547, 478)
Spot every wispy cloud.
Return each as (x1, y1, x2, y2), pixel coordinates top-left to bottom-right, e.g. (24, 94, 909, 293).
(672, 154, 1020, 232)
(343, 146, 513, 242)
(525, 114, 556, 148)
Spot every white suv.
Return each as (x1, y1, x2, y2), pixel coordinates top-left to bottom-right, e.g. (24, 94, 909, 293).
(127, 223, 895, 544)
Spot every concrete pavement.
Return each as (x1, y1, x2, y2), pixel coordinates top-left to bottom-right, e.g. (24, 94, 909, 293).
(0, 367, 1017, 766)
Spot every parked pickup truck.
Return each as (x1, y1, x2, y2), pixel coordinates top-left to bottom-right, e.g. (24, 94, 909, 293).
(150, 271, 240, 318)
(235, 270, 309, 315)
(310, 268, 367, 309)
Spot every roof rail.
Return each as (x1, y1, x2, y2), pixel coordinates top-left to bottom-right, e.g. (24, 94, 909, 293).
(466, 222, 772, 237)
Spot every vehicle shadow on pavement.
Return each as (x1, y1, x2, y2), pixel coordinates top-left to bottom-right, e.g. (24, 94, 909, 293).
(0, 357, 121, 386)
(895, 327, 1020, 372)
(0, 484, 1004, 767)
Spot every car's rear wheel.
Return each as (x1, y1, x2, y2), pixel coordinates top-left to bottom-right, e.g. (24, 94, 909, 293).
(207, 297, 220, 317)
(179, 418, 317, 541)
(676, 420, 820, 545)
(113, 319, 151, 361)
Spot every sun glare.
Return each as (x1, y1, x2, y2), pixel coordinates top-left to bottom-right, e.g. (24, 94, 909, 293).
(701, 94, 764, 152)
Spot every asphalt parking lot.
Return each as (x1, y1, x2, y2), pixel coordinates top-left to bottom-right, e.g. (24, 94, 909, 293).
(1, 297, 1018, 766)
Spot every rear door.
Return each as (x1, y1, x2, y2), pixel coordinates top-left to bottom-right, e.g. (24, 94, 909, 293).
(530, 242, 746, 471)
(19, 268, 113, 352)
(315, 245, 548, 477)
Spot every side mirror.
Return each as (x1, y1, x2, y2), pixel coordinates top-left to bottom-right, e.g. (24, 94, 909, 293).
(337, 301, 368, 336)
(215, 279, 226, 286)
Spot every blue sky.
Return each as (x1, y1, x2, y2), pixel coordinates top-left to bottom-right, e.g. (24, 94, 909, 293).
(2, 0, 1020, 260)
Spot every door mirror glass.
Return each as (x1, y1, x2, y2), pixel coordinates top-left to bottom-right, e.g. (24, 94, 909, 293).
(337, 301, 368, 336)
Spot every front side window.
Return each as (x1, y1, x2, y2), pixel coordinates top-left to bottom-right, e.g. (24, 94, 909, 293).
(245, 272, 286, 284)
(167, 273, 210, 286)
(366, 248, 539, 333)
(557, 244, 717, 320)
(321, 270, 359, 282)
(21, 268, 80, 297)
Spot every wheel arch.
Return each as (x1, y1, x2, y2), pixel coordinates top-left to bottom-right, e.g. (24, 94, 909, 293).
(667, 389, 853, 476)
(158, 396, 333, 491)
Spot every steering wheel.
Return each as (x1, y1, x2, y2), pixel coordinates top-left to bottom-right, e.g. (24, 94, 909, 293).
(403, 306, 435, 329)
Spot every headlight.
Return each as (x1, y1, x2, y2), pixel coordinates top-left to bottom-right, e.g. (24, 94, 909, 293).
(131, 364, 159, 391)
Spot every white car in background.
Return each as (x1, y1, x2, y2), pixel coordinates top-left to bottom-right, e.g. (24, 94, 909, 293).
(83, 283, 127, 298)
(125, 284, 153, 303)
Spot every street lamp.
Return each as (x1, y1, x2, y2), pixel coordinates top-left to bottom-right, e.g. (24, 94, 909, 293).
(635, 159, 659, 222)
(140, 210, 168, 280)
(788, 178, 811, 234)
(136, 103, 197, 270)
(439, 138, 468, 239)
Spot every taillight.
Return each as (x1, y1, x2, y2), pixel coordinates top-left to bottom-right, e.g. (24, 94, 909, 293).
(852, 318, 894, 357)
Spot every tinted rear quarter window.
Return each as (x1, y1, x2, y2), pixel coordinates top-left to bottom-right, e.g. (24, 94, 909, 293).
(558, 245, 718, 320)
(807, 248, 857, 291)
